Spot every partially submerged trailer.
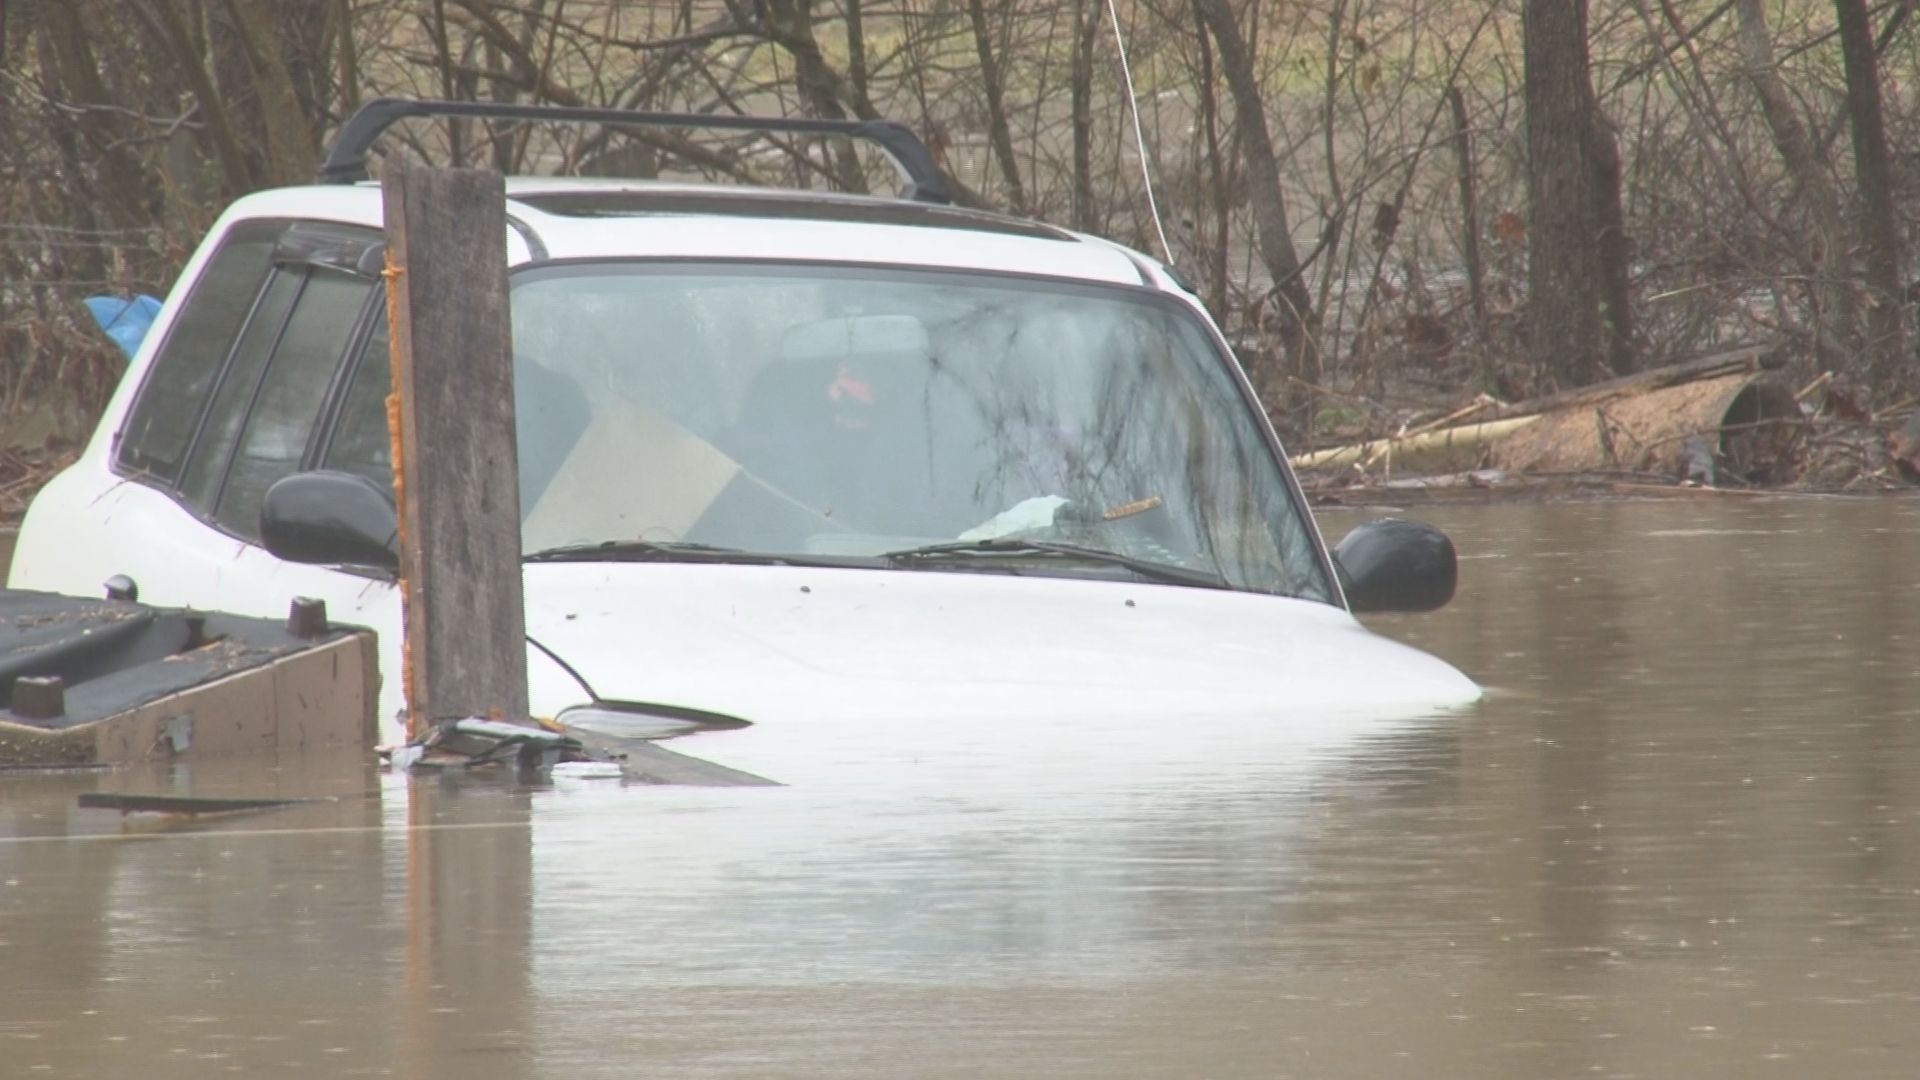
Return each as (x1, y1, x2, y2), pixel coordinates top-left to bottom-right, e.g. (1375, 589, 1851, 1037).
(0, 590, 377, 768)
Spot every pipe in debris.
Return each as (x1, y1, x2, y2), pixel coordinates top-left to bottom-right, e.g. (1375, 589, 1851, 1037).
(1292, 415, 1544, 473)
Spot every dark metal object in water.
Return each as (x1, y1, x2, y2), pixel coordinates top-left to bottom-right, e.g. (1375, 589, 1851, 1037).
(0, 589, 377, 766)
(76, 792, 310, 815)
(566, 728, 782, 787)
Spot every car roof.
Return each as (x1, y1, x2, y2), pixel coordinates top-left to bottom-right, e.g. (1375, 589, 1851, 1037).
(226, 179, 1174, 291)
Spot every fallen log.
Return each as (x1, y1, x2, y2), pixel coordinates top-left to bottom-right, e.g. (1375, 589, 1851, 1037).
(1477, 343, 1778, 423)
(1292, 345, 1800, 482)
(1291, 415, 1543, 473)
(1489, 370, 1802, 479)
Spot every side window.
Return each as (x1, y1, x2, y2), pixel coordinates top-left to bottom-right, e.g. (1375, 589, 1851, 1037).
(176, 270, 301, 512)
(323, 317, 393, 492)
(116, 220, 286, 481)
(211, 269, 376, 539)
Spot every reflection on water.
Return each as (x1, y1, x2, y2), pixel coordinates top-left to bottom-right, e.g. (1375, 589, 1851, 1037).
(3, 497, 1917, 1078)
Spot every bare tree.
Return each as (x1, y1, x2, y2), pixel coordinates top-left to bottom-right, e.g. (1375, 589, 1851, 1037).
(1733, 0, 1857, 364)
(1523, 0, 1633, 385)
(224, 0, 322, 185)
(1834, 0, 1909, 384)
(30, 0, 161, 229)
(968, 0, 1028, 213)
(1069, 0, 1103, 233)
(1190, 0, 1320, 397)
(10, 0, 1920, 458)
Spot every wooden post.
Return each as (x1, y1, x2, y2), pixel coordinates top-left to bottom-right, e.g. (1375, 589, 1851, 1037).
(381, 161, 529, 738)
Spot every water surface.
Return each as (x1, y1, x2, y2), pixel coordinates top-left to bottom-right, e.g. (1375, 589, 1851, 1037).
(3, 496, 1916, 1078)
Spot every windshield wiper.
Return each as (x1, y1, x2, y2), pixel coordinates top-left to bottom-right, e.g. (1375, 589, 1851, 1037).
(526, 538, 1232, 590)
(878, 539, 1230, 590)
(524, 540, 838, 566)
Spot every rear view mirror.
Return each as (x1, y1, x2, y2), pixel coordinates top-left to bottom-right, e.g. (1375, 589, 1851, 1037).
(260, 470, 400, 572)
(1333, 518, 1457, 614)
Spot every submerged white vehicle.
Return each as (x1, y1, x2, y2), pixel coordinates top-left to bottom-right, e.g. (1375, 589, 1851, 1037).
(11, 100, 1477, 753)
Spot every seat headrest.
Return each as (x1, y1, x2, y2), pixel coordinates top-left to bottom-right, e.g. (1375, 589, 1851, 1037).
(781, 315, 930, 365)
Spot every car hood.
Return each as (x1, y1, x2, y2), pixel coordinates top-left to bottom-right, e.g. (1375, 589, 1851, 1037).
(523, 562, 1479, 780)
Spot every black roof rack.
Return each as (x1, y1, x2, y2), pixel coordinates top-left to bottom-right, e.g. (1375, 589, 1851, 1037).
(318, 97, 954, 205)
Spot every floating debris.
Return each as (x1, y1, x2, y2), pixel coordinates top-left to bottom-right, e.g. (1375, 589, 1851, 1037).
(76, 792, 311, 816)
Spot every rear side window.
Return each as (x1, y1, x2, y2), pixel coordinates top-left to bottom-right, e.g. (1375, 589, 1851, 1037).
(176, 270, 301, 512)
(116, 220, 286, 481)
(212, 270, 376, 538)
(323, 318, 393, 491)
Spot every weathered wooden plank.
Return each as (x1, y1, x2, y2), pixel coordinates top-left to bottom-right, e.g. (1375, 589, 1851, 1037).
(381, 162, 529, 736)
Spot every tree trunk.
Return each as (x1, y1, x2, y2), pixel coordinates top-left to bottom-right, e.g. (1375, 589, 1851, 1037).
(1732, 0, 1857, 363)
(140, 0, 255, 197)
(336, 0, 359, 118)
(1069, 0, 1101, 233)
(1834, 0, 1909, 386)
(224, 0, 319, 185)
(31, 24, 108, 285)
(32, 0, 159, 228)
(1591, 114, 1636, 375)
(452, 0, 754, 181)
(761, 0, 867, 193)
(1446, 85, 1491, 391)
(1194, 0, 1230, 316)
(966, 0, 1027, 213)
(1522, 0, 1631, 386)
(1191, 0, 1319, 394)
(480, 12, 526, 176)
(429, 0, 464, 165)
(844, 0, 869, 111)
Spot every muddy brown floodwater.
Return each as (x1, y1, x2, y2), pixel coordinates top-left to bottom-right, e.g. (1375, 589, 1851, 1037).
(2, 496, 1917, 1079)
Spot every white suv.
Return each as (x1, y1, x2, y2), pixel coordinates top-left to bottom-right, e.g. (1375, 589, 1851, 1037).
(11, 100, 1476, 752)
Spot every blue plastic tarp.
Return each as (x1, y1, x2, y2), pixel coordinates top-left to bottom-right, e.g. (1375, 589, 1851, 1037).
(83, 294, 163, 362)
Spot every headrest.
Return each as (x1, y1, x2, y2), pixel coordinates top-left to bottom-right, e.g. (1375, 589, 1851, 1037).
(781, 315, 930, 365)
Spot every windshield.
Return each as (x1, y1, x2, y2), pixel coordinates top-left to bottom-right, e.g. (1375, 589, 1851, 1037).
(499, 261, 1331, 601)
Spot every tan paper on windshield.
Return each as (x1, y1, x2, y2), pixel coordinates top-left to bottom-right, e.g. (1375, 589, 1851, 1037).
(521, 402, 743, 551)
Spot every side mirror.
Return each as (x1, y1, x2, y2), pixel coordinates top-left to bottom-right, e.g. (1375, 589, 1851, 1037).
(260, 471, 400, 572)
(1333, 517, 1457, 614)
